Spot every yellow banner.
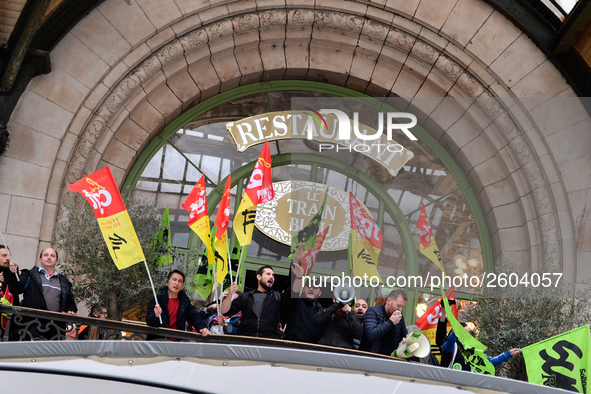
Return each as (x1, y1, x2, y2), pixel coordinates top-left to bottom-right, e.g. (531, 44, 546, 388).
(97, 210, 146, 270)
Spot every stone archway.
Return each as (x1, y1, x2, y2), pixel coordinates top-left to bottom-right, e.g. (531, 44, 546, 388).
(6, 0, 586, 285)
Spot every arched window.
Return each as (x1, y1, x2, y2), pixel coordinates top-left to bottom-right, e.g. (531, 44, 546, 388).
(123, 82, 492, 321)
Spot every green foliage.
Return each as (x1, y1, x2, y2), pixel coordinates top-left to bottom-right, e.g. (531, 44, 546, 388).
(57, 195, 176, 321)
(466, 260, 591, 380)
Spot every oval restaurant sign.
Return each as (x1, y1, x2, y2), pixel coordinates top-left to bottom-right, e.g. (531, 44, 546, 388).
(226, 110, 414, 177)
(255, 181, 373, 251)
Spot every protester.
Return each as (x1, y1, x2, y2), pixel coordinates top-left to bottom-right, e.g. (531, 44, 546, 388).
(436, 308, 521, 370)
(147, 269, 210, 339)
(313, 298, 363, 349)
(200, 290, 243, 335)
(353, 299, 368, 319)
(359, 288, 408, 355)
(0, 244, 20, 306)
(67, 305, 109, 340)
(281, 245, 323, 343)
(352, 299, 368, 349)
(221, 265, 282, 338)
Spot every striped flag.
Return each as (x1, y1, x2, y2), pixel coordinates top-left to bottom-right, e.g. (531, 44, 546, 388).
(67, 166, 145, 270)
(290, 187, 328, 258)
(299, 225, 330, 276)
(233, 140, 274, 247)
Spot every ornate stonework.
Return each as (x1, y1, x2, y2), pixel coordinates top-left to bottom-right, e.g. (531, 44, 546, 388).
(58, 6, 561, 270)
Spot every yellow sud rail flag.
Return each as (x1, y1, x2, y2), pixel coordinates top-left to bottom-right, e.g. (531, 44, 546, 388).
(213, 176, 232, 285)
(417, 202, 445, 272)
(349, 193, 383, 283)
(233, 140, 274, 247)
(67, 166, 145, 270)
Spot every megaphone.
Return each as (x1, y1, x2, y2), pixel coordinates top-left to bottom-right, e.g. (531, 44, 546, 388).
(393, 330, 431, 359)
(334, 284, 355, 304)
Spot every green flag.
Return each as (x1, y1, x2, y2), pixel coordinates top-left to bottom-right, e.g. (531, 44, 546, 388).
(193, 255, 214, 301)
(289, 186, 328, 258)
(523, 325, 589, 393)
(152, 206, 173, 266)
(440, 287, 495, 375)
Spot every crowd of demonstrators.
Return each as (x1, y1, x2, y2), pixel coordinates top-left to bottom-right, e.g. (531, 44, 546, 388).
(436, 307, 521, 371)
(1, 244, 523, 376)
(147, 269, 210, 339)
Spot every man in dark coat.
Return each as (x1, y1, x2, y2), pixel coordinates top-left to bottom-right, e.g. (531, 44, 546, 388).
(16, 247, 77, 339)
(313, 298, 363, 349)
(359, 288, 408, 356)
(221, 265, 282, 339)
(281, 246, 323, 343)
(147, 269, 210, 339)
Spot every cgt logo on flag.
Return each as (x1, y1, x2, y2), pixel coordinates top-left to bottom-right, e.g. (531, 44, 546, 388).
(67, 166, 146, 270)
(189, 182, 207, 218)
(81, 178, 112, 215)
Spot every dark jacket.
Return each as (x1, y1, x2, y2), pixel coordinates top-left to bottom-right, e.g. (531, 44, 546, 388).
(281, 288, 322, 343)
(18, 267, 77, 313)
(313, 302, 364, 349)
(146, 287, 207, 338)
(0, 266, 20, 306)
(226, 289, 282, 338)
(359, 304, 407, 355)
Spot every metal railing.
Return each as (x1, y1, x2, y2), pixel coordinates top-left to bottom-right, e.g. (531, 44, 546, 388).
(0, 304, 208, 342)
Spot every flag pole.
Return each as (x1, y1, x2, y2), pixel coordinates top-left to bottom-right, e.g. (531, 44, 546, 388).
(143, 260, 162, 324)
(234, 246, 246, 284)
(227, 252, 233, 284)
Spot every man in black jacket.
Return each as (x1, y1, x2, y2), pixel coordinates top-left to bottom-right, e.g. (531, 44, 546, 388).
(147, 269, 210, 339)
(314, 298, 363, 349)
(281, 246, 323, 343)
(359, 288, 408, 355)
(221, 265, 282, 339)
(16, 247, 77, 339)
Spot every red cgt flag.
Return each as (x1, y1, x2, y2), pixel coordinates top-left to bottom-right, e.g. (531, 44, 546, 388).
(233, 140, 274, 247)
(182, 174, 215, 265)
